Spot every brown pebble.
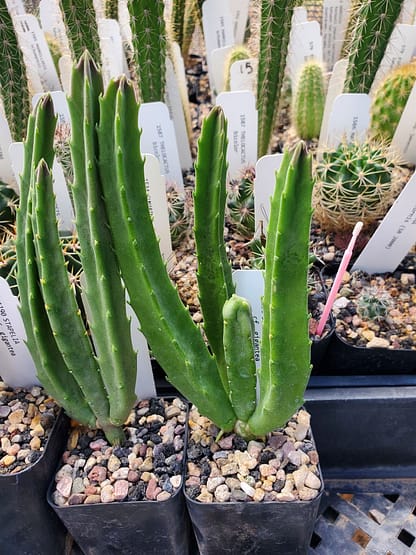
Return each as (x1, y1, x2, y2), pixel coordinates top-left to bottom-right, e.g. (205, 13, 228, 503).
(84, 495, 102, 504)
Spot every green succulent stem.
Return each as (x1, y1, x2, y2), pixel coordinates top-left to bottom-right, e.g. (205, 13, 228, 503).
(292, 61, 325, 140)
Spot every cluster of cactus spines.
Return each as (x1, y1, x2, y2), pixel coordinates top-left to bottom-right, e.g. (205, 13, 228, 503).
(291, 60, 325, 141)
(343, 0, 406, 94)
(0, 3, 31, 141)
(166, 184, 193, 248)
(54, 123, 74, 185)
(226, 166, 255, 240)
(105, 0, 118, 20)
(371, 62, 416, 142)
(0, 182, 19, 228)
(128, 0, 167, 103)
(357, 286, 393, 322)
(223, 45, 252, 92)
(60, 0, 101, 65)
(313, 141, 398, 233)
(257, 0, 298, 157)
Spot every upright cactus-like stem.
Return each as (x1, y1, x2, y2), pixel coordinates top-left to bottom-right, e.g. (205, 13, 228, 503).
(128, 0, 167, 103)
(0, 2, 31, 141)
(344, 0, 405, 94)
(60, 0, 101, 64)
(169, 0, 186, 48)
(257, 0, 297, 157)
(292, 61, 325, 140)
(194, 106, 234, 393)
(242, 144, 314, 437)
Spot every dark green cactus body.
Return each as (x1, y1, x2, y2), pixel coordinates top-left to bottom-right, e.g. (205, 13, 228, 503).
(0, 2, 31, 141)
(97, 79, 237, 432)
(245, 144, 314, 437)
(105, 0, 118, 19)
(194, 106, 234, 393)
(257, 0, 297, 157)
(344, 0, 405, 94)
(128, 0, 166, 102)
(292, 61, 325, 140)
(60, 0, 101, 63)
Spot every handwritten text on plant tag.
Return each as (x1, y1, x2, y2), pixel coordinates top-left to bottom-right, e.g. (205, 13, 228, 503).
(352, 172, 416, 273)
(229, 0, 249, 44)
(233, 269, 264, 369)
(138, 101, 184, 191)
(216, 91, 257, 180)
(254, 154, 284, 237)
(0, 278, 39, 388)
(230, 58, 257, 93)
(325, 93, 370, 148)
(322, 0, 351, 70)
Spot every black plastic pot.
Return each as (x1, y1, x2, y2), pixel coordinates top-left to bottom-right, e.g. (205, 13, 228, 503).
(0, 410, 69, 555)
(305, 385, 416, 493)
(49, 485, 190, 555)
(185, 482, 322, 555)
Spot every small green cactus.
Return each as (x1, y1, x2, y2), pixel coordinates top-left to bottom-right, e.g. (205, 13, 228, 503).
(356, 286, 393, 322)
(291, 60, 326, 141)
(223, 45, 252, 92)
(371, 62, 416, 143)
(226, 166, 255, 240)
(166, 184, 193, 248)
(313, 141, 399, 233)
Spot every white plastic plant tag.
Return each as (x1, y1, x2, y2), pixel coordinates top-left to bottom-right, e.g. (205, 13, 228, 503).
(210, 45, 233, 95)
(58, 55, 73, 95)
(32, 90, 70, 126)
(143, 154, 174, 271)
(8, 142, 24, 193)
(318, 58, 348, 150)
(93, 0, 105, 20)
(98, 19, 124, 87)
(118, 0, 132, 45)
(322, 0, 351, 70)
(399, 0, 416, 25)
(126, 302, 156, 400)
(51, 159, 75, 233)
(292, 6, 307, 25)
(0, 278, 40, 388)
(287, 21, 323, 86)
(391, 82, 416, 165)
(233, 269, 264, 369)
(352, 171, 416, 273)
(230, 58, 257, 93)
(5, 0, 25, 16)
(216, 91, 257, 180)
(325, 93, 371, 148)
(138, 101, 184, 192)
(370, 24, 416, 94)
(165, 55, 193, 171)
(39, 0, 72, 58)
(254, 153, 284, 237)
(229, 0, 249, 44)
(0, 115, 14, 185)
(15, 14, 62, 93)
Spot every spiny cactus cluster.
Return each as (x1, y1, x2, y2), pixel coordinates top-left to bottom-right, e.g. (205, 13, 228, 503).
(291, 61, 325, 141)
(0, 182, 19, 228)
(371, 62, 416, 142)
(226, 166, 256, 240)
(313, 141, 399, 233)
(166, 184, 193, 248)
(357, 286, 393, 322)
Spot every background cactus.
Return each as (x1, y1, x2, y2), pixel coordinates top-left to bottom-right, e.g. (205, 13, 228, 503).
(371, 62, 416, 143)
(313, 141, 400, 233)
(128, 0, 167, 103)
(357, 286, 393, 322)
(105, 0, 118, 20)
(0, 182, 19, 229)
(257, 0, 298, 157)
(60, 0, 101, 64)
(226, 166, 256, 240)
(169, 0, 186, 50)
(166, 184, 193, 248)
(223, 45, 252, 92)
(343, 0, 406, 94)
(291, 60, 325, 141)
(0, 2, 31, 141)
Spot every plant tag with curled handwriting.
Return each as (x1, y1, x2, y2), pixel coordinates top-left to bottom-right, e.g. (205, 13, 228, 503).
(233, 269, 264, 369)
(325, 93, 371, 148)
(254, 153, 284, 238)
(138, 101, 184, 191)
(352, 171, 416, 273)
(0, 278, 39, 388)
(322, 0, 351, 70)
(230, 58, 257, 93)
(391, 82, 416, 165)
(216, 91, 257, 180)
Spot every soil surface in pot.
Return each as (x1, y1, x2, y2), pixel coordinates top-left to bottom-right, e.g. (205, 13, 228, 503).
(0, 381, 59, 474)
(185, 406, 321, 504)
(327, 270, 416, 349)
(51, 397, 187, 506)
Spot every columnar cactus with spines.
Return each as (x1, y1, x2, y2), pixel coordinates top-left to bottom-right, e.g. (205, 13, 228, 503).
(169, 0, 186, 49)
(292, 61, 325, 141)
(313, 141, 399, 233)
(60, 0, 101, 64)
(0, 2, 31, 141)
(257, 0, 298, 157)
(128, 0, 167, 103)
(166, 185, 192, 248)
(371, 62, 416, 142)
(343, 0, 406, 94)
